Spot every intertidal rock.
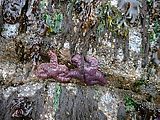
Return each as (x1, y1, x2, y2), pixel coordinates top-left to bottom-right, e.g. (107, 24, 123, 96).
(2, 0, 26, 24)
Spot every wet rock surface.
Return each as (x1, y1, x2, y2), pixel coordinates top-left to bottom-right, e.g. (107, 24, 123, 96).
(0, 33, 159, 119)
(0, 0, 160, 119)
(55, 86, 107, 120)
(0, 85, 46, 120)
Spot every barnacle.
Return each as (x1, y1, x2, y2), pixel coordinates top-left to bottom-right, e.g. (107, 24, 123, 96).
(118, 0, 140, 23)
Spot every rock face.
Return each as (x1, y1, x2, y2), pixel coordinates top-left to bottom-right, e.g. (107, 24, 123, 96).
(0, 0, 160, 119)
(0, 93, 6, 120)
(0, 87, 46, 120)
(0, 34, 159, 119)
(55, 86, 107, 120)
(0, 5, 3, 32)
(117, 102, 126, 120)
(0, 83, 110, 120)
(1, 81, 159, 120)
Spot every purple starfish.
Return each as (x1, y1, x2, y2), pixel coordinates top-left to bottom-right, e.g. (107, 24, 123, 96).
(66, 54, 107, 86)
(35, 50, 70, 82)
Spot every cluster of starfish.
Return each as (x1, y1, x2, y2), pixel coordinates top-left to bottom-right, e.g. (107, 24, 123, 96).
(35, 50, 107, 86)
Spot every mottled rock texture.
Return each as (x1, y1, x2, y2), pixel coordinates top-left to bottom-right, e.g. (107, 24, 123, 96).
(0, 87, 46, 120)
(55, 86, 107, 120)
(0, 0, 160, 119)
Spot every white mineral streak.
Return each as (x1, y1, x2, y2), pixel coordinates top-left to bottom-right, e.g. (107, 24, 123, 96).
(65, 83, 78, 95)
(98, 90, 120, 120)
(1, 23, 20, 39)
(117, 48, 123, 61)
(3, 87, 18, 98)
(81, 0, 93, 3)
(2, 82, 43, 98)
(129, 28, 142, 78)
(44, 83, 56, 120)
(64, 42, 70, 49)
(26, 0, 35, 17)
(135, 59, 143, 77)
(111, 0, 118, 7)
(18, 82, 43, 97)
(129, 28, 142, 53)
(0, 62, 16, 80)
(47, 83, 56, 97)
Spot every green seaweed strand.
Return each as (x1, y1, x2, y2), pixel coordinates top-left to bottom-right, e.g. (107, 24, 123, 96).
(53, 83, 62, 112)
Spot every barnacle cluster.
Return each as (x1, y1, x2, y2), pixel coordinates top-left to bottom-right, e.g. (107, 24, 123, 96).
(1, 0, 28, 38)
(2, 0, 26, 24)
(30, 40, 43, 66)
(15, 36, 51, 65)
